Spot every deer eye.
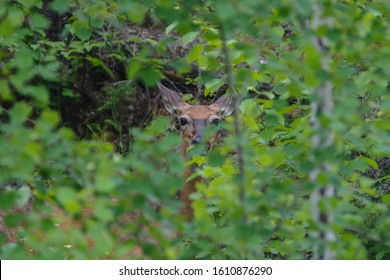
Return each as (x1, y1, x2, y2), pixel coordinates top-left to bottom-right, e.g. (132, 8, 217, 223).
(179, 117, 189, 126)
(211, 118, 221, 126)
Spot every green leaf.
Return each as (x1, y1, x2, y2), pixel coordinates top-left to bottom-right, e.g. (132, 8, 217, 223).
(94, 198, 113, 222)
(139, 67, 162, 86)
(0, 80, 12, 101)
(55, 187, 81, 215)
(62, 88, 78, 97)
(70, 19, 92, 41)
(16, 185, 31, 208)
(264, 109, 285, 126)
(38, 61, 61, 81)
(350, 158, 370, 172)
(376, 251, 386, 260)
(186, 172, 201, 183)
(202, 26, 220, 40)
(0, 190, 18, 211)
(374, 120, 390, 130)
(41, 110, 60, 126)
(127, 60, 141, 80)
(95, 161, 115, 193)
(166, 21, 178, 35)
(182, 31, 198, 45)
(88, 223, 113, 255)
(187, 44, 204, 63)
(4, 213, 23, 227)
(204, 78, 225, 96)
(147, 117, 169, 134)
(359, 157, 378, 170)
(90, 16, 104, 29)
(87, 57, 114, 77)
(382, 194, 390, 204)
(127, 2, 148, 24)
(29, 13, 49, 30)
(20, 85, 49, 104)
(50, 0, 69, 14)
(5, 7, 25, 32)
(17, 0, 37, 8)
(0, 232, 7, 244)
(9, 102, 32, 125)
(208, 150, 225, 166)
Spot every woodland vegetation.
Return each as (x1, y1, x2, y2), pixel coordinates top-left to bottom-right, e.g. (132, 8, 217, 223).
(0, 0, 389, 259)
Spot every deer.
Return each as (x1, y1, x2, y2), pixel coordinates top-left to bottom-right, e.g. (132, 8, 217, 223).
(158, 83, 235, 219)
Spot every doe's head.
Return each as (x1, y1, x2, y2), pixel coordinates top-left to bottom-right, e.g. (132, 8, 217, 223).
(158, 83, 234, 150)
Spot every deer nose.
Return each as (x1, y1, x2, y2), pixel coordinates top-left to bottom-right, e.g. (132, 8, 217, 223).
(191, 135, 202, 145)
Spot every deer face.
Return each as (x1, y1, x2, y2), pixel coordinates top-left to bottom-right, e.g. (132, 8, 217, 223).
(158, 83, 234, 153)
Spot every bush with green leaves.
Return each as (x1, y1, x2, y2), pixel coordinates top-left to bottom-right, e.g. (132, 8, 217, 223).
(0, 0, 389, 259)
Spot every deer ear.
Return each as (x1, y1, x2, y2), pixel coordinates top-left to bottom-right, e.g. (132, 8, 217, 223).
(210, 94, 236, 117)
(158, 83, 189, 114)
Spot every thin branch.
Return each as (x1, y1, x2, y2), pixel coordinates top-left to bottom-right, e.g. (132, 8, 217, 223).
(220, 26, 246, 223)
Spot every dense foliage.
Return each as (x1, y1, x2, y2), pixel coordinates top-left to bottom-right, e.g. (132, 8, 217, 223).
(0, 0, 389, 259)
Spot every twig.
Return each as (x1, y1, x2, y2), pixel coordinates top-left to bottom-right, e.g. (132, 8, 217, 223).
(220, 26, 247, 223)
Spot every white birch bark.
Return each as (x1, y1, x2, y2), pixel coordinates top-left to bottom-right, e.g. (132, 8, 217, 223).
(308, 4, 336, 260)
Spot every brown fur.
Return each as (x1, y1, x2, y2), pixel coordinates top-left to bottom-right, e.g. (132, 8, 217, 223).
(158, 83, 234, 219)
